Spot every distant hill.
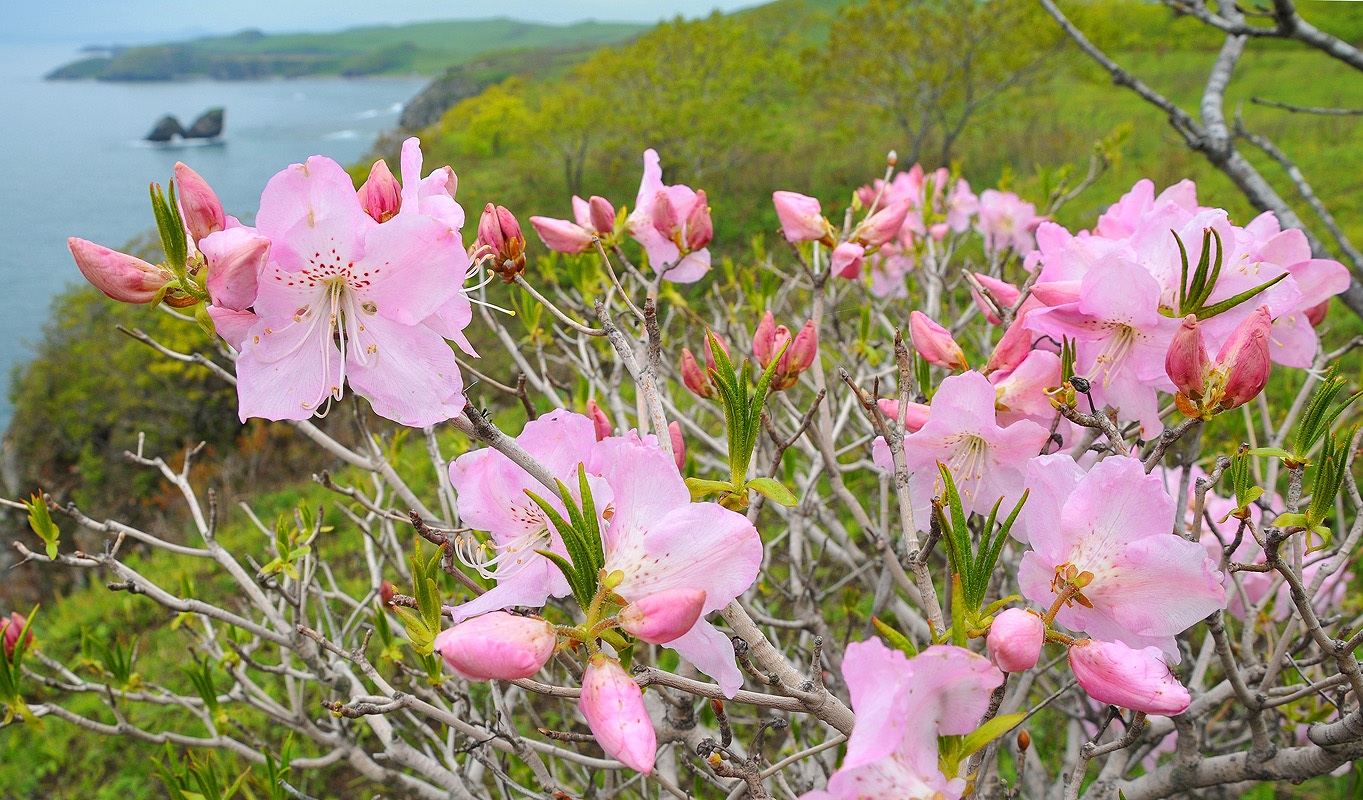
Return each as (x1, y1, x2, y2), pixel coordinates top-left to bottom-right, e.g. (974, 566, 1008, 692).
(44, 17, 648, 81)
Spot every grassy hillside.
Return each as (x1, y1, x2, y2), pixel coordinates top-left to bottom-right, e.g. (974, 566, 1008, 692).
(45, 17, 647, 80)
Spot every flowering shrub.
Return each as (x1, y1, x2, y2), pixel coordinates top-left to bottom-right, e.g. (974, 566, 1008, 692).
(12, 134, 1362, 799)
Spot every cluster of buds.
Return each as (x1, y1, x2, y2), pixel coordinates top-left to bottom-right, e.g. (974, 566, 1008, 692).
(476, 204, 528, 283)
(681, 335, 730, 399)
(1166, 306, 1272, 419)
(753, 312, 818, 391)
(529, 196, 616, 254)
(1, 612, 32, 660)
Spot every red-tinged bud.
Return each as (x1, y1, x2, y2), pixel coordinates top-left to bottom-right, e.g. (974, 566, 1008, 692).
(529, 216, 595, 255)
(379, 581, 396, 610)
(1305, 299, 1330, 327)
(685, 189, 713, 251)
(1, 612, 31, 660)
(703, 333, 730, 372)
(853, 197, 912, 248)
(174, 162, 226, 245)
(831, 242, 865, 279)
(773, 190, 833, 244)
(200, 227, 267, 312)
(433, 611, 557, 681)
(69, 237, 171, 304)
(587, 399, 612, 441)
(681, 348, 714, 399)
(876, 398, 930, 433)
(929, 222, 950, 241)
(1029, 280, 1082, 307)
(357, 158, 402, 223)
(580, 654, 656, 773)
(619, 588, 705, 644)
(1214, 305, 1272, 413)
(1068, 639, 1190, 715)
(971, 272, 1022, 326)
(986, 312, 1034, 375)
(787, 320, 818, 374)
(986, 608, 1045, 673)
(480, 204, 527, 283)
(910, 311, 968, 370)
(668, 421, 685, 472)
(588, 195, 616, 236)
(753, 311, 778, 368)
(1166, 315, 1209, 401)
(651, 190, 680, 241)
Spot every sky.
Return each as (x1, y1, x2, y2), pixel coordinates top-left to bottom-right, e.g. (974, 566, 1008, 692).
(4, 1, 770, 44)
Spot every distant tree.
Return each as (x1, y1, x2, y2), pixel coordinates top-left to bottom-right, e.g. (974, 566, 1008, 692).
(819, 0, 1059, 166)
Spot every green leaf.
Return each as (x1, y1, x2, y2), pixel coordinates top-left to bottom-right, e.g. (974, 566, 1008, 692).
(192, 301, 215, 337)
(1273, 512, 1310, 530)
(685, 477, 736, 500)
(1247, 447, 1292, 459)
(745, 477, 798, 506)
(958, 713, 1027, 759)
(24, 493, 60, 559)
(872, 617, 918, 658)
(1195, 272, 1287, 320)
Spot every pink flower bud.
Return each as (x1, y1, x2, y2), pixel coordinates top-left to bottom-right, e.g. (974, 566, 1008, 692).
(853, 197, 912, 248)
(379, 581, 396, 611)
(910, 311, 968, 370)
(773, 191, 831, 243)
(529, 216, 594, 254)
(668, 421, 685, 472)
(356, 158, 402, 223)
(753, 311, 779, 368)
(831, 242, 865, 279)
(619, 588, 706, 644)
(786, 320, 818, 374)
(1, 612, 31, 660)
(970, 273, 1022, 326)
(434, 611, 556, 681)
(589, 195, 616, 236)
(68, 238, 169, 304)
(1305, 299, 1330, 327)
(1214, 305, 1272, 412)
(986, 608, 1045, 673)
(480, 205, 528, 283)
(580, 654, 656, 773)
(651, 190, 680, 240)
(876, 398, 930, 433)
(1069, 639, 1190, 715)
(587, 399, 612, 441)
(681, 348, 714, 399)
(1029, 280, 1082, 307)
(685, 189, 713, 251)
(1166, 315, 1209, 401)
(986, 312, 1035, 375)
(929, 222, 950, 241)
(200, 227, 268, 312)
(174, 162, 226, 245)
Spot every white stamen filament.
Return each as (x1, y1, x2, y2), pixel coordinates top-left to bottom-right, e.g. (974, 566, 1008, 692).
(454, 526, 551, 581)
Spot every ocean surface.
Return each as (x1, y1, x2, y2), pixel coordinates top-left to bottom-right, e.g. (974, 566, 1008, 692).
(0, 42, 427, 426)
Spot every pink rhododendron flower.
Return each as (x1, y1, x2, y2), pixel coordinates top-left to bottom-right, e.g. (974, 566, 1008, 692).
(990, 350, 1062, 428)
(772, 191, 832, 243)
(831, 242, 865, 279)
(528, 214, 595, 254)
(987, 607, 1045, 673)
(433, 611, 556, 681)
(580, 654, 656, 773)
(800, 639, 1003, 800)
(971, 272, 1021, 325)
(977, 190, 1041, 255)
(230, 140, 471, 427)
(1069, 639, 1191, 715)
(448, 411, 762, 695)
(200, 227, 268, 312)
(875, 371, 1048, 531)
(626, 149, 710, 282)
(1017, 455, 1226, 659)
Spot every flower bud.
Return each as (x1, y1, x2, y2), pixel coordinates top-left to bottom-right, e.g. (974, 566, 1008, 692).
(831, 242, 865, 279)
(68, 238, 170, 304)
(356, 158, 402, 223)
(587, 399, 612, 441)
(1166, 314, 1209, 401)
(971, 273, 1022, 326)
(876, 398, 930, 433)
(853, 197, 912, 248)
(1214, 305, 1271, 413)
(929, 222, 950, 241)
(773, 191, 832, 244)
(1068, 639, 1190, 715)
(753, 311, 779, 368)
(985, 313, 1033, 375)
(619, 588, 706, 644)
(434, 611, 556, 681)
(685, 189, 713, 251)
(174, 162, 226, 245)
(379, 581, 396, 611)
(580, 654, 656, 773)
(910, 311, 968, 370)
(529, 216, 594, 255)
(1, 612, 31, 660)
(651, 190, 680, 241)
(681, 348, 714, 399)
(589, 195, 616, 236)
(703, 334, 728, 372)
(200, 227, 268, 312)
(986, 608, 1045, 673)
(668, 421, 685, 472)
(479, 205, 527, 283)
(786, 320, 818, 374)
(1305, 299, 1330, 327)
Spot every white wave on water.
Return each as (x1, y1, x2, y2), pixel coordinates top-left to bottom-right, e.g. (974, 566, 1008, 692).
(355, 108, 381, 120)
(129, 137, 227, 150)
(323, 129, 360, 140)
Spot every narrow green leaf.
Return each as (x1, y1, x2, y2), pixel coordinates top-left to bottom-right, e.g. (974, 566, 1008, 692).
(1247, 446, 1292, 459)
(1195, 272, 1287, 320)
(872, 616, 918, 657)
(537, 549, 591, 609)
(745, 477, 798, 506)
(686, 477, 736, 500)
(959, 713, 1027, 759)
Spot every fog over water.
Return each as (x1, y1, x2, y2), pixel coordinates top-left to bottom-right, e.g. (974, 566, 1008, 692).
(0, 42, 426, 425)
